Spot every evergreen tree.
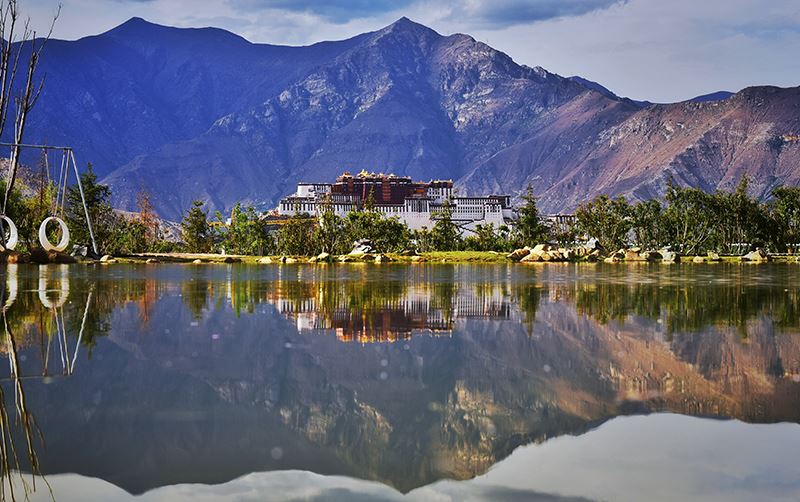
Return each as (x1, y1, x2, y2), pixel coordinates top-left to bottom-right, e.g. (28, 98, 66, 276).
(221, 203, 274, 255)
(430, 200, 461, 251)
(313, 198, 346, 254)
(180, 200, 214, 253)
(771, 186, 800, 253)
(516, 185, 549, 245)
(65, 163, 117, 253)
(575, 195, 632, 251)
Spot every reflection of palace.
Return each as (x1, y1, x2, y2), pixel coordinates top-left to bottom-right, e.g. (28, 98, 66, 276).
(268, 283, 513, 342)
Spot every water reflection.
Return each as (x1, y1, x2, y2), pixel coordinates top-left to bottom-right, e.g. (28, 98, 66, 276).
(0, 263, 799, 500)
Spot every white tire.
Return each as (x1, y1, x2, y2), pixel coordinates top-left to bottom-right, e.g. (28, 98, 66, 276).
(0, 215, 18, 251)
(39, 216, 70, 252)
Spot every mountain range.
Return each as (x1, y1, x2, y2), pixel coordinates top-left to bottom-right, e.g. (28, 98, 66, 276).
(17, 17, 800, 219)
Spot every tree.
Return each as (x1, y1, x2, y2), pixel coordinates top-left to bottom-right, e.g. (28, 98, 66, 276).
(65, 163, 117, 253)
(430, 200, 461, 251)
(464, 223, 503, 251)
(276, 213, 315, 255)
(516, 185, 549, 245)
(180, 200, 213, 253)
(771, 186, 800, 253)
(631, 199, 665, 250)
(313, 198, 346, 254)
(220, 203, 274, 255)
(1, 1, 61, 215)
(662, 182, 718, 255)
(575, 195, 632, 251)
(137, 188, 159, 249)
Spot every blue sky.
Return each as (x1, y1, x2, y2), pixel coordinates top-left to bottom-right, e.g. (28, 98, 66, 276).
(26, 0, 800, 102)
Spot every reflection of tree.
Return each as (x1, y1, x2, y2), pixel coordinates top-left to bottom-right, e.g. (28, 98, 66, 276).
(181, 276, 211, 320)
(513, 284, 544, 333)
(565, 280, 800, 337)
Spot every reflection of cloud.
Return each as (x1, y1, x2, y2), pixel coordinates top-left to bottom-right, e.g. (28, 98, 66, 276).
(24, 415, 800, 501)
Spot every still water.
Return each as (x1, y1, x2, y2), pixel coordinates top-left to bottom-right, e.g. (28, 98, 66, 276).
(1, 263, 799, 501)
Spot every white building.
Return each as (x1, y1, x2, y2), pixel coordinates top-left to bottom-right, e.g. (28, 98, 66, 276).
(276, 171, 516, 235)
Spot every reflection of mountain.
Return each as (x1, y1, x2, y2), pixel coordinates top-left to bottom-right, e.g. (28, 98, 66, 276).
(1, 264, 800, 496)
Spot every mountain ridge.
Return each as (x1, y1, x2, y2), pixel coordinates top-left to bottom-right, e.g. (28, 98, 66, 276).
(16, 17, 800, 219)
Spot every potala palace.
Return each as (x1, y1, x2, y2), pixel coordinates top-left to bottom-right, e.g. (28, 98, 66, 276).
(276, 171, 517, 235)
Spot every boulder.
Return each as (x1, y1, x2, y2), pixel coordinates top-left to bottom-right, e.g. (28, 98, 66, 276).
(1, 250, 27, 264)
(506, 248, 531, 261)
(624, 249, 641, 261)
(640, 251, 661, 262)
(707, 251, 721, 262)
(48, 251, 76, 264)
(604, 256, 621, 263)
(659, 250, 679, 263)
(520, 253, 542, 263)
(585, 237, 602, 250)
(692, 256, 706, 263)
(100, 254, 114, 262)
(221, 256, 240, 263)
(532, 244, 550, 254)
(374, 254, 392, 263)
(257, 257, 273, 264)
(315, 252, 332, 263)
(192, 259, 203, 264)
(742, 248, 770, 262)
(350, 239, 377, 255)
(284, 257, 298, 264)
(410, 255, 425, 263)
(145, 258, 158, 264)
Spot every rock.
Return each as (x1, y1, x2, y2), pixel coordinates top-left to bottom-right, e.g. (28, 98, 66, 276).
(350, 239, 377, 255)
(624, 249, 641, 261)
(100, 254, 114, 262)
(585, 237, 602, 251)
(743, 248, 770, 262)
(339, 254, 357, 262)
(400, 249, 418, 256)
(192, 259, 203, 264)
(520, 253, 542, 263)
(1, 250, 27, 264)
(316, 252, 332, 263)
(707, 251, 721, 262)
(145, 258, 158, 264)
(659, 250, 679, 263)
(221, 256, 240, 263)
(640, 251, 661, 262)
(532, 244, 550, 254)
(585, 253, 599, 262)
(604, 256, 621, 263)
(506, 248, 531, 261)
(48, 251, 76, 264)
(257, 257, 273, 264)
(374, 254, 392, 263)
(284, 257, 298, 264)
(692, 256, 706, 263)
(410, 255, 425, 263)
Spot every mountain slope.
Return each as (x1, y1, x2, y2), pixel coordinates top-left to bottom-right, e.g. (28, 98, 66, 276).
(22, 17, 800, 218)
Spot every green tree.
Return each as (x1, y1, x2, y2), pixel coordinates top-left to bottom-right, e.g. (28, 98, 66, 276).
(516, 185, 550, 245)
(313, 199, 347, 254)
(180, 200, 214, 253)
(575, 195, 632, 251)
(771, 186, 800, 253)
(65, 163, 119, 253)
(631, 199, 665, 250)
(220, 203, 274, 255)
(343, 209, 411, 253)
(276, 213, 315, 255)
(430, 200, 461, 251)
(661, 182, 717, 255)
(464, 223, 503, 251)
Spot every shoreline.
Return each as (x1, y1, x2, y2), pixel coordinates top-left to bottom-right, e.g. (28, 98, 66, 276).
(26, 250, 800, 265)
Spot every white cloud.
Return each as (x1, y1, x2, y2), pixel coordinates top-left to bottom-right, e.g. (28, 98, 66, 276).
(22, 0, 800, 102)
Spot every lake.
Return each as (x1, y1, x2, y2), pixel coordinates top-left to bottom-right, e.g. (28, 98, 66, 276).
(1, 263, 799, 501)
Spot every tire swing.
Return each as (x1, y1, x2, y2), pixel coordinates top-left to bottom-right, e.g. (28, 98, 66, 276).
(39, 216, 70, 252)
(0, 214, 18, 251)
(39, 148, 71, 253)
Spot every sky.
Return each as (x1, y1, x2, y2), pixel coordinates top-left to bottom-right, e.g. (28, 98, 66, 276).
(24, 0, 800, 103)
